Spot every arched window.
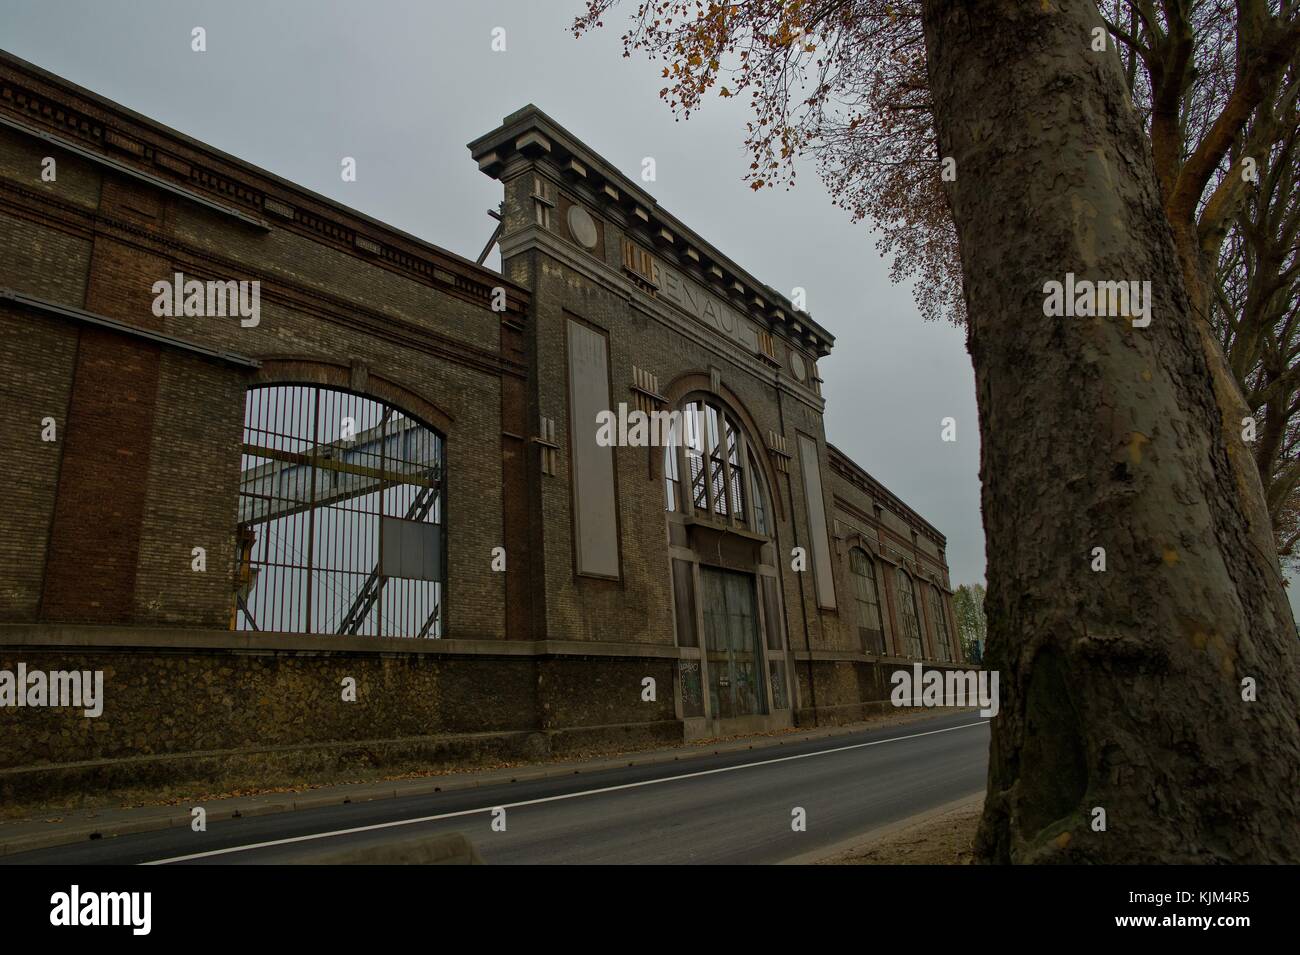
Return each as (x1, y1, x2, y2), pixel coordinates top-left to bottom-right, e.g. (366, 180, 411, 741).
(664, 397, 768, 533)
(928, 585, 952, 662)
(663, 394, 785, 720)
(849, 548, 884, 653)
(234, 384, 446, 637)
(895, 568, 924, 659)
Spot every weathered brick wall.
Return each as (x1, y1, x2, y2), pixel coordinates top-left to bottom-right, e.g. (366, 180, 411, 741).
(134, 350, 250, 627)
(39, 326, 162, 623)
(0, 305, 77, 620)
(526, 250, 678, 646)
(0, 126, 102, 210)
(0, 100, 526, 639)
(0, 207, 92, 302)
(0, 647, 478, 767)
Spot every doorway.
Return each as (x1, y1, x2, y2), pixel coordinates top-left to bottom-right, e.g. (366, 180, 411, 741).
(701, 567, 767, 719)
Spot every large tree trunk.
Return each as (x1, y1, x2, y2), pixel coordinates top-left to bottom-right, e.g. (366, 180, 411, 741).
(921, 0, 1300, 862)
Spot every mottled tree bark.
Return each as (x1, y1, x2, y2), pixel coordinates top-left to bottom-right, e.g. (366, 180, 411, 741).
(921, 0, 1300, 862)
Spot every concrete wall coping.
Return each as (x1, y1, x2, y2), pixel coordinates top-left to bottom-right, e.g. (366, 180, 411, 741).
(791, 648, 975, 668)
(0, 625, 692, 660)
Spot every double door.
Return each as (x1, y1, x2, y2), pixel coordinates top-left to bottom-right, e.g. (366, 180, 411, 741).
(700, 567, 768, 719)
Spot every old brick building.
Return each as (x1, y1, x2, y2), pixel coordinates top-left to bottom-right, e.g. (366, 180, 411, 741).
(0, 52, 963, 801)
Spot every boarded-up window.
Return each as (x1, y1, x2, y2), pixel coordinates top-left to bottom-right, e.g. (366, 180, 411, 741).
(797, 433, 836, 609)
(672, 558, 698, 647)
(566, 319, 620, 578)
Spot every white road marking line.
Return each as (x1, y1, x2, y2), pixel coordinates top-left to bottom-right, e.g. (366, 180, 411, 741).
(144, 719, 989, 864)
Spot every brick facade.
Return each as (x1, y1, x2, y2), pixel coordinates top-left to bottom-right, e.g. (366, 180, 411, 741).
(0, 54, 966, 803)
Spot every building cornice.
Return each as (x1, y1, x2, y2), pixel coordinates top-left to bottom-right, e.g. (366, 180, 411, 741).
(0, 49, 530, 321)
(470, 104, 834, 355)
(0, 180, 528, 382)
(827, 443, 948, 549)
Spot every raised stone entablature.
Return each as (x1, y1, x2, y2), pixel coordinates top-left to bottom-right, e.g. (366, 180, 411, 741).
(468, 105, 834, 371)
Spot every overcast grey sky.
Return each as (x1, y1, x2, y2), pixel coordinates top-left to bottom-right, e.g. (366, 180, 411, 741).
(2, 0, 987, 587)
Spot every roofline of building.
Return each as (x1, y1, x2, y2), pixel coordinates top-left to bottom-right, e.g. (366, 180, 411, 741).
(468, 103, 835, 357)
(825, 442, 948, 549)
(0, 48, 529, 315)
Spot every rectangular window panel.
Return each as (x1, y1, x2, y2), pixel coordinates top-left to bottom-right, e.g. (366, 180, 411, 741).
(685, 404, 707, 510)
(797, 434, 837, 609)
(380, 516, 441, 582)
(566, 319, 620, 577)
(762, 575, 785, 651)
(664, 445, 679, 511)
(729, 463, 745, 525)
(750, 469, 768, 535)
(860, 628, 885, 655)
(672, 558, 698, 647)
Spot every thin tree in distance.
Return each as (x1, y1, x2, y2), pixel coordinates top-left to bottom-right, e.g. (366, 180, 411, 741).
(953, 583, 987, 664)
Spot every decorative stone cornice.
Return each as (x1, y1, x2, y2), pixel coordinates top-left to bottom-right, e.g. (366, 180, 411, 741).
(469, 104, 834, 357)
(826, 442, 947, 549)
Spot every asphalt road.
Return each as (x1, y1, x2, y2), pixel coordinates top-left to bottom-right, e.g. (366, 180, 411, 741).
(4, 711, 989, 865)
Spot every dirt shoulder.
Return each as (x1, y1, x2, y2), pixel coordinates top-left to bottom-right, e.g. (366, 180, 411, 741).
(816, 792, 984, 865)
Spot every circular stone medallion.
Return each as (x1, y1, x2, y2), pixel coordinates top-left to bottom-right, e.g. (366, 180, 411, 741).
(567, 205, 599, 250)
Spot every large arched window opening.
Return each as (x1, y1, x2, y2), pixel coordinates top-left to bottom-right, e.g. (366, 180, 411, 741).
(849, 548, 884, 654)
(927, 585, 952, 662)
(234, 384, 446, 637)
(895, 568, 924, 659)
(663, 393, 785, 721)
